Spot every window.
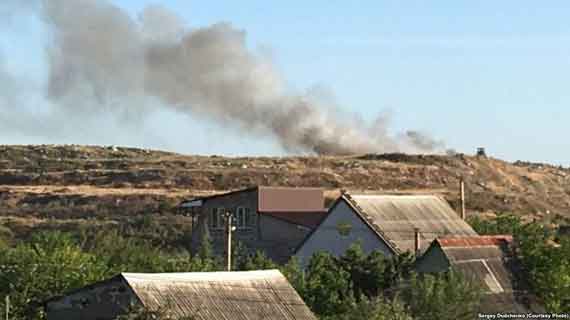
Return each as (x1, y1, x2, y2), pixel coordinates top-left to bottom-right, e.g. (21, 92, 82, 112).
(336, 221, 353, 237)
(236, 207, 245, 229)
(210, 207, 226, 230)
(236, 207, 254, 230)
(244, 207, 254, 228)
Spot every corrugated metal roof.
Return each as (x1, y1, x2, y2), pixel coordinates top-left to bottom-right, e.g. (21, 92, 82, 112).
(122, 270, 317, 320)
(343, 194, 477, 253)
(426, 236, 545, 313)
(437, 236, 517, 293)
(258, 187, 324, 213)
(441, 245, 508, 262)
(453, 260, 505, 293)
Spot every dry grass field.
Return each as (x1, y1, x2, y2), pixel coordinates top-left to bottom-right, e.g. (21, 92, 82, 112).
(1, 144, 569, 243)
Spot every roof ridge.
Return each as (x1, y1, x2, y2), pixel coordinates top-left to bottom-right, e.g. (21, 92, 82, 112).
(343, 191, 442, 198)
(342, 194, 401, 254)
(121, 270, 284, 282)
(122, 269, 281, 276)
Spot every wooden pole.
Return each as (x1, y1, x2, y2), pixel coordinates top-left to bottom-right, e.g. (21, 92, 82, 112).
(414, 228, 421, 256)
(460, 178, 466, 220)
(226, 211, 233, 271)
(5, 295, 9, 320)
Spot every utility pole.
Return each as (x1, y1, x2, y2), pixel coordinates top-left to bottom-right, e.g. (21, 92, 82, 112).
(225, 211, 235, 271)
(459, 178, 466, 220)
(414, 228, 421, 257)
(5, 295, 9, 320)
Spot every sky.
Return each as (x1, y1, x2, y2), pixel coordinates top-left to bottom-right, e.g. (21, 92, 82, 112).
(1, 1, 569, 165)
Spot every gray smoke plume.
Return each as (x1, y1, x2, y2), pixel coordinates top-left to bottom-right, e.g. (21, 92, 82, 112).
(3, 0, 445, 155)
(404, 130, 446, 152)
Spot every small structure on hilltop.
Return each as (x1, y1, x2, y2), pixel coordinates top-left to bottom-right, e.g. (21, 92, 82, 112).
(477, 147, 488, 158)
(294, 193, 477, 266)
(415, 235, 544, 313)
(44, 270, 317, 320)
(179, 186, 327, 264)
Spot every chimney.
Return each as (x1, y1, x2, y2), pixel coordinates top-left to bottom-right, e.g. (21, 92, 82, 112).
(414, 228, 421, 256)
(459, 178, 466, 220)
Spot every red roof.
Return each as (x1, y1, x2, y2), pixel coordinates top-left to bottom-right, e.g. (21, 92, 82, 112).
(258, 187, 324, 212)
(180, 186, 326, 228)
(437, 235, 513, 248)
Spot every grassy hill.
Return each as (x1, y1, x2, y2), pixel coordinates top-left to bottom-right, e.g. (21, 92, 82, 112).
(1, 144, 569, 245)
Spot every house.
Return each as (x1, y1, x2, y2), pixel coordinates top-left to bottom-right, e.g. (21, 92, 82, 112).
(415, 235, 544, 313)
(295, 193, 477, 265)
(44, 270, 317, 320)
(180, 186, 327, 263)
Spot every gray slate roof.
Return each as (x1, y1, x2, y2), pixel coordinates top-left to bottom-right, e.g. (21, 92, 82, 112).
(123, 270, 316, 320)
(343, 193, 477, 253)
(422, 236, 545, 313)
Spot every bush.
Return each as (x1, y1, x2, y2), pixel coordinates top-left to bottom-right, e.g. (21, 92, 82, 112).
(468, 214, 569, 313)
(304, 252, 355, 317)
(331, 297, 413, 320)
(402, 272, 482, 320)
(467, 213, 524, 235)
(516, 223, 570, 312)
(0, 231, 107, 319)
(300, 244, 481, 319)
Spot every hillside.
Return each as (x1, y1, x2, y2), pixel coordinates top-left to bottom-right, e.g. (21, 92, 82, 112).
(1, 144, 569, 244)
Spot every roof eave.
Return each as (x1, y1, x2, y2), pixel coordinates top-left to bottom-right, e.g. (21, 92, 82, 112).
(341, 194, 401, 255)
(179, 186, 259, 207)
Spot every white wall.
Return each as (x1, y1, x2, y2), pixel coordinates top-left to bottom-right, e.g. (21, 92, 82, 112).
(295, 199, 394, 267)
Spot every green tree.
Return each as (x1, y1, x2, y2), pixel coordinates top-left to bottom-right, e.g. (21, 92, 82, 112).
(516, 223, 570, 312)
(337, 243, 414, 299)
(335, 296, 413, 320)
(187, 233, 220, 272)
(468, 213, 524, 235)
(470, 214, 569, 312)
(280, 257, 306, 296)
(304, 252, 354, 317)
(238, 250, 278, 271)
(402, 271, 482, 320)
(0, 231, 107, 319)
(81, 230, 179, 273)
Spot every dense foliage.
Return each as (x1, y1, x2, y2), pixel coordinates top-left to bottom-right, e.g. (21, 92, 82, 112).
(0, 231, 482, 320)
(0, 230, 220, 319)
(469, 214, 570, 312)
(0, 214, 567, 319)
(296, 245, 481, 320)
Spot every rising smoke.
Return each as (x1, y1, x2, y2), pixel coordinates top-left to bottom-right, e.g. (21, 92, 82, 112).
(1, 0, 445, 155)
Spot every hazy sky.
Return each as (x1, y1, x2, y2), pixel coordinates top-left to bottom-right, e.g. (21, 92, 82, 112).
(1, 1, 569, 164)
